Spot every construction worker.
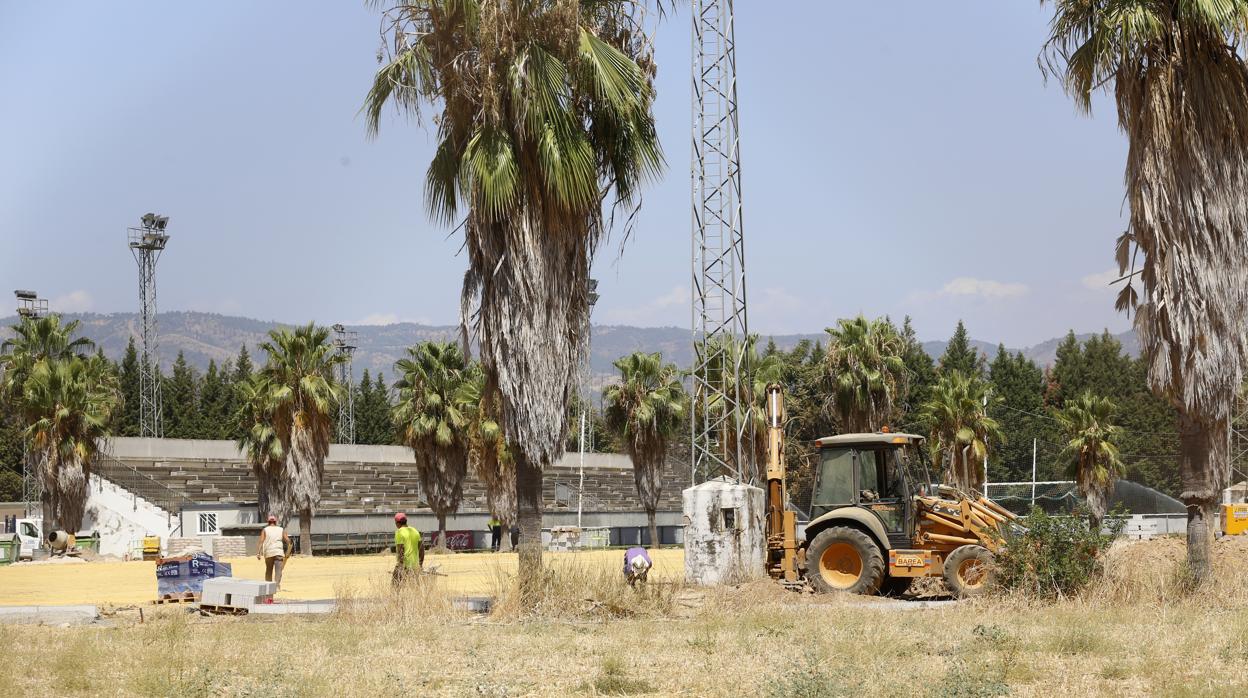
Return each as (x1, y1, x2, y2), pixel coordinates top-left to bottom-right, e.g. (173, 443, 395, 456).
(623, 546, 652, 587)
(256, 515, 292, 590)
(488, 516, 502, 552)
(392, 512, 423, 588)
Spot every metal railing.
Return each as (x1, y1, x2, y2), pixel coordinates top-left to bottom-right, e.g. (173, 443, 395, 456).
(93, 445, 197, 522)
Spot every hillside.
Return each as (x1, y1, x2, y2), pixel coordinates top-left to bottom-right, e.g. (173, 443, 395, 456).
(0, 311, 1136, 381)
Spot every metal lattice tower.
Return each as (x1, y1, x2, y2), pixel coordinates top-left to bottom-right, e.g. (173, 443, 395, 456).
(1230, 388, 1248, 500)
(333, 324, 358, 444)
(13, 290, 49, 517)
(128, 213, 170, 438)
(691, 0, 753, 485)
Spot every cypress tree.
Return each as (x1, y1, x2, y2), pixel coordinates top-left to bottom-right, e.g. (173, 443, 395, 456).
(988, 345, 1046, 482)
(199, 360, 230, 439)
(163, 352, 200, 439)
(370, 372, 393, 444)
(897, 316, 937, 435)
(119, 337, 141, 437)
(233, 344, 253, 384)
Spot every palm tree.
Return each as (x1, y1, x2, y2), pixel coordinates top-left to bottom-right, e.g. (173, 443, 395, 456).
(260, 324, 344, 557)
(919, 371, 1003, 492)
(462, 364, 515, 548)
(822, 316, 907, 433)
(1040, 1, 1248, 582)
(604, 352, 685, 549)
(1, 315, 94, 402)
(393, 341, 473, 549)
(20, 355, 119, 532)
(234, 374, 288, 522)
(365, 0, 663, 590)
(1054, 392, 1124, 531)
(1, 315, 106, 531)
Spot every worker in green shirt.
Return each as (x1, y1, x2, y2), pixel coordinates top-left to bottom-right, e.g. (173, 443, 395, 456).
(392, 512, 423, 588)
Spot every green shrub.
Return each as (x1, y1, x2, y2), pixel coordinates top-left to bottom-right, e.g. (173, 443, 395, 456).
(993, 507, 1122, 599)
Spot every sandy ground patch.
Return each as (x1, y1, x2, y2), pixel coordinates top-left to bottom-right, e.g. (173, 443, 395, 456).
(0, 548, 685, 606)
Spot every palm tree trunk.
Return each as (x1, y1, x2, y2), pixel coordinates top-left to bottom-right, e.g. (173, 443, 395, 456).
(514, 449, 543, 599)
(646, 508, 659, 550)
(299, 508, 313, 557)
(437, 512, 447, 550)
(1178, 414, 1223, 585)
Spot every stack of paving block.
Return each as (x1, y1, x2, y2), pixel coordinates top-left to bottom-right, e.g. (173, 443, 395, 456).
(200, 578, 276, 613)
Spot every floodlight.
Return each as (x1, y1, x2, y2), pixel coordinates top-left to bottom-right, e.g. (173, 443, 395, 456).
(332, 324, 345, 332)
(14, 290, 36, 300)
(141, 213, 157, 229)
(154, 215, 169, 231)
(588, 279, 599, 292)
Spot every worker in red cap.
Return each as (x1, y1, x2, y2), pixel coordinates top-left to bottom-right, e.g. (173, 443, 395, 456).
(256, 515, 292, 590)
(392, 512, 423, 588)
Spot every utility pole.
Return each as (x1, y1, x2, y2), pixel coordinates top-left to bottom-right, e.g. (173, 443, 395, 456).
(13, 290, 49, 518)
(128, 213, 170, 438)
(691, 0, 752, 485)
(1031, 438, 1038, 508)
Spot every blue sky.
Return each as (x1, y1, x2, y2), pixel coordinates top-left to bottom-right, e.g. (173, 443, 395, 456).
(0, 2, 1130, 347)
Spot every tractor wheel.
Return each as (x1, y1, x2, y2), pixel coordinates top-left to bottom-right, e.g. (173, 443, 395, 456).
(943, 545, 994, 599)
(805, 527, 885, 595)
(880, 576, 914, 597)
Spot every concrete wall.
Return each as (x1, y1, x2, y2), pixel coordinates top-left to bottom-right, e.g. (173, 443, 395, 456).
(682, 479, 767, 586)
(109, 438, 635, 471)
(82, 474, 175, 558)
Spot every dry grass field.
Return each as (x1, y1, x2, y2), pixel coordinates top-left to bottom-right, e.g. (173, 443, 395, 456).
(1, 537, 1247, 697)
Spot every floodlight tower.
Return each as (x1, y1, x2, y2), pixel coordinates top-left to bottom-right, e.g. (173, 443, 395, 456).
(333, 324, 358, 444)
(128, 213, 170, 438)
(1230, 389, 1248, 501)
(691, 0, 753, 484)
(13, 290, 49, 517)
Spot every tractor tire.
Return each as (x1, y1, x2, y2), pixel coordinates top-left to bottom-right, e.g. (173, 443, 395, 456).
(943, 545, 994, 599)
(880, 576, 914, 597)
(805, 526, 885, 595)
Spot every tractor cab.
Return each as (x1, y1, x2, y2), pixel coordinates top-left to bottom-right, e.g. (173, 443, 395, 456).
(809, 432, 931, 548)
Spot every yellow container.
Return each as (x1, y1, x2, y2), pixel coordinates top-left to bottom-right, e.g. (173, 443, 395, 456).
(1225, 504, 1248, 536)
(142, 536, 161, 554)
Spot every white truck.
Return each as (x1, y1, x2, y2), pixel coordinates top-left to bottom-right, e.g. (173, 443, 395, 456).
(14, 518, 41, 560)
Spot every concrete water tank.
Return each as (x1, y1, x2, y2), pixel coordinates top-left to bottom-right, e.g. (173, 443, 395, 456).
(682, 477, 766, 585)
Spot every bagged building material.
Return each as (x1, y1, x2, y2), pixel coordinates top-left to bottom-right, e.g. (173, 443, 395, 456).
(155, 552, 232, 598)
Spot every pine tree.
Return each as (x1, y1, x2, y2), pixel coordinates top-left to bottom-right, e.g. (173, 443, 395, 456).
(118, 337, 141, 437)
(163, 352, 200, 439)
(938, 320, 983, 378)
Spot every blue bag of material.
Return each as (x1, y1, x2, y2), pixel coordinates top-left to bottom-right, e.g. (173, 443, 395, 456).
(155, 552, 233, 596)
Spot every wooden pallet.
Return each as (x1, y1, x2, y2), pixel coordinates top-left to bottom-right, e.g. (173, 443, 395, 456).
(198, 603, 249, 616)
(151, 593, 200, 605)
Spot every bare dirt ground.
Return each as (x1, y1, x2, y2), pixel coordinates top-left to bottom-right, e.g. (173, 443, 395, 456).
(0, 548, 686, 606)
(1, 538, 1246, 697)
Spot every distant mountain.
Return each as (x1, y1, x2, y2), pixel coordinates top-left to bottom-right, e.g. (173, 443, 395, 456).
(0, 311, 1137, 383)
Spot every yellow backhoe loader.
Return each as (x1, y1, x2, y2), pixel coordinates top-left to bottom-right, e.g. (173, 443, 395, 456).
(764, 384, 1018, 598)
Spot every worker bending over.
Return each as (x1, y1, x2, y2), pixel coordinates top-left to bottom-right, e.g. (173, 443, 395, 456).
(623, 546, 652, 587)
(392, 512, 424, 588)
(256, 515, 292, 590)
